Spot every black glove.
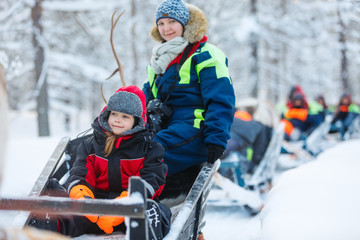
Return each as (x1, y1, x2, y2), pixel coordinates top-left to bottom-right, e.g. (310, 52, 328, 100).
(207, 144, 225, 164)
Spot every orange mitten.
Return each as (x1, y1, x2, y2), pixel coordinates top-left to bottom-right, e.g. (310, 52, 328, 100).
(69, 185, 95, 199)
(115, 191, 128, 199)
(96, 191, 128, 234)
(69, 185, 98, 223)
(96, 215, 125, 234)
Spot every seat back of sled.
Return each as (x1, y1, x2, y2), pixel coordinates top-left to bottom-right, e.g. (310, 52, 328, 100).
(218, 123, 284, 192)
(245, 122, 284, 191)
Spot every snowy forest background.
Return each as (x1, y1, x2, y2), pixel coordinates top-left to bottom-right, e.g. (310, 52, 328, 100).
(1, 0, 360, 137)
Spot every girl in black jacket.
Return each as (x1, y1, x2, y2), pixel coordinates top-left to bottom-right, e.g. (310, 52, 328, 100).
(31, 86, 171, 239)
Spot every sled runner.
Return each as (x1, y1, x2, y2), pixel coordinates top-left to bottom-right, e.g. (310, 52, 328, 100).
(344, 116, 360, 140)
(303, 115, 333, 156)
(0, 136, 219, 240)
(281, 115, 336, 165)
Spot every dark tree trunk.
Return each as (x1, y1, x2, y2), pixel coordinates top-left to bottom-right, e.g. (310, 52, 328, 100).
(32, 0, 50, 136)
(249, 0, 259, 98)
(337, 4, 349, 93)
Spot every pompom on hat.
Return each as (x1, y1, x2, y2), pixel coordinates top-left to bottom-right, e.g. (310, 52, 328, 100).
(98, 85, 147, 136)
(155, 0, 190, 27)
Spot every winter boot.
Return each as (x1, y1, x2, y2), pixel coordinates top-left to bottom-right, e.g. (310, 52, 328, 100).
(28, 213, 60, 233)
(146, 199, 164, 240)
(43, 178, 68, 197)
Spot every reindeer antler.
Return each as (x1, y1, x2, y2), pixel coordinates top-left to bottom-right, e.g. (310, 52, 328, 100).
(107, 9, 126, 86)
(101, 9, 126, 104)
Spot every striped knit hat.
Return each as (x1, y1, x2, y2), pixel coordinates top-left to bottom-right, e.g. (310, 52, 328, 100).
(155, 0, 190, 27)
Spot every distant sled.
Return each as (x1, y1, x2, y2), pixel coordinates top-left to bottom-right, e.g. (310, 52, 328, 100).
(304, 115, 334, 156)
(279, 115, 339, 169)
(344, 115, 360, 140)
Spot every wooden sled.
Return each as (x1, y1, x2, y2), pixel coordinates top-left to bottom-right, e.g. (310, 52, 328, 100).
(0, 136, 219, 240)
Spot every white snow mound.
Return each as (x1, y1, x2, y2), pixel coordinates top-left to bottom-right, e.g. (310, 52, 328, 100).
(259, 139, 360, 240)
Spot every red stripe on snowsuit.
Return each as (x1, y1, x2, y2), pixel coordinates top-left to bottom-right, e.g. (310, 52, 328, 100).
(120, 158, 144, 189)
(152, 171, 167, 199)
(84, 154, 110, 191)
(84, 155, 149, 192)
(84, 154, 97, 189)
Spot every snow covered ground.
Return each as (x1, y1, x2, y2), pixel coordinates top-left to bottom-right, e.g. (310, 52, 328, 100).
(1, 111, 360, 239)
(259, 139, 360, 240)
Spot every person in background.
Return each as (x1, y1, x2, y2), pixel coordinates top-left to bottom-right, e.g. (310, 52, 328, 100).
(313, 94, 328, 121)
(281, 93, 322, 141)
(286, 85, 324, 120)
(286, 85, 309, 109)
(143, 0, 235, 198)
(30, 86, 171, 239)
(315, 95, 328, 112)
(222, 111, 273, 175)
(330, 93, 360, 138)
(277, 85, 309, 118)
(308, 95, 326, 122)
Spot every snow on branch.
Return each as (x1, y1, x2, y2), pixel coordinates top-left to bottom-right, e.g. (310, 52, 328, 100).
(0, 0, 33, 23)
(42, 0, 123, 12)
(49, 52, 109, 83)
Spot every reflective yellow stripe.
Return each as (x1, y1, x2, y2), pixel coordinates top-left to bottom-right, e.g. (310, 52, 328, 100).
(179, 43, 231, 85)
(246, 147, 253, 161)
(193, 109, 205, 129)
(147, 66, 158, 98)
(195, 44, 231, 83)
(179, 58, 192, 84)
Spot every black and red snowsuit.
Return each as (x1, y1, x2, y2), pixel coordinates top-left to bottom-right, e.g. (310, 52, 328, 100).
(29, 86, 171, 238)
(65, 119, 167, 200)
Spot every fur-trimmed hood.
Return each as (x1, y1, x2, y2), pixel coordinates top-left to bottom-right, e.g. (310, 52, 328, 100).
(149, 3, 208, 44)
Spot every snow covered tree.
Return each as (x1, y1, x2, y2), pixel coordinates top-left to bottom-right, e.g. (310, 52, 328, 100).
(1, 0, 360, 137)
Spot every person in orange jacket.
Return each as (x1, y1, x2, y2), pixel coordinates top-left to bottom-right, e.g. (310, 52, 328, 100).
(29, 86, 171, 239)
(281, 93, 322, 141)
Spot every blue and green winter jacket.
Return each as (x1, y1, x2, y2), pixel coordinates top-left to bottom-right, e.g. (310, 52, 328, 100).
(143, 4, 235, 175)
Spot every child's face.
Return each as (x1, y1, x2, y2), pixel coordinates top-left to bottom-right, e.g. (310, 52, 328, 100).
(108, 111, 135, 135)
(157, 18, 184, 42)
